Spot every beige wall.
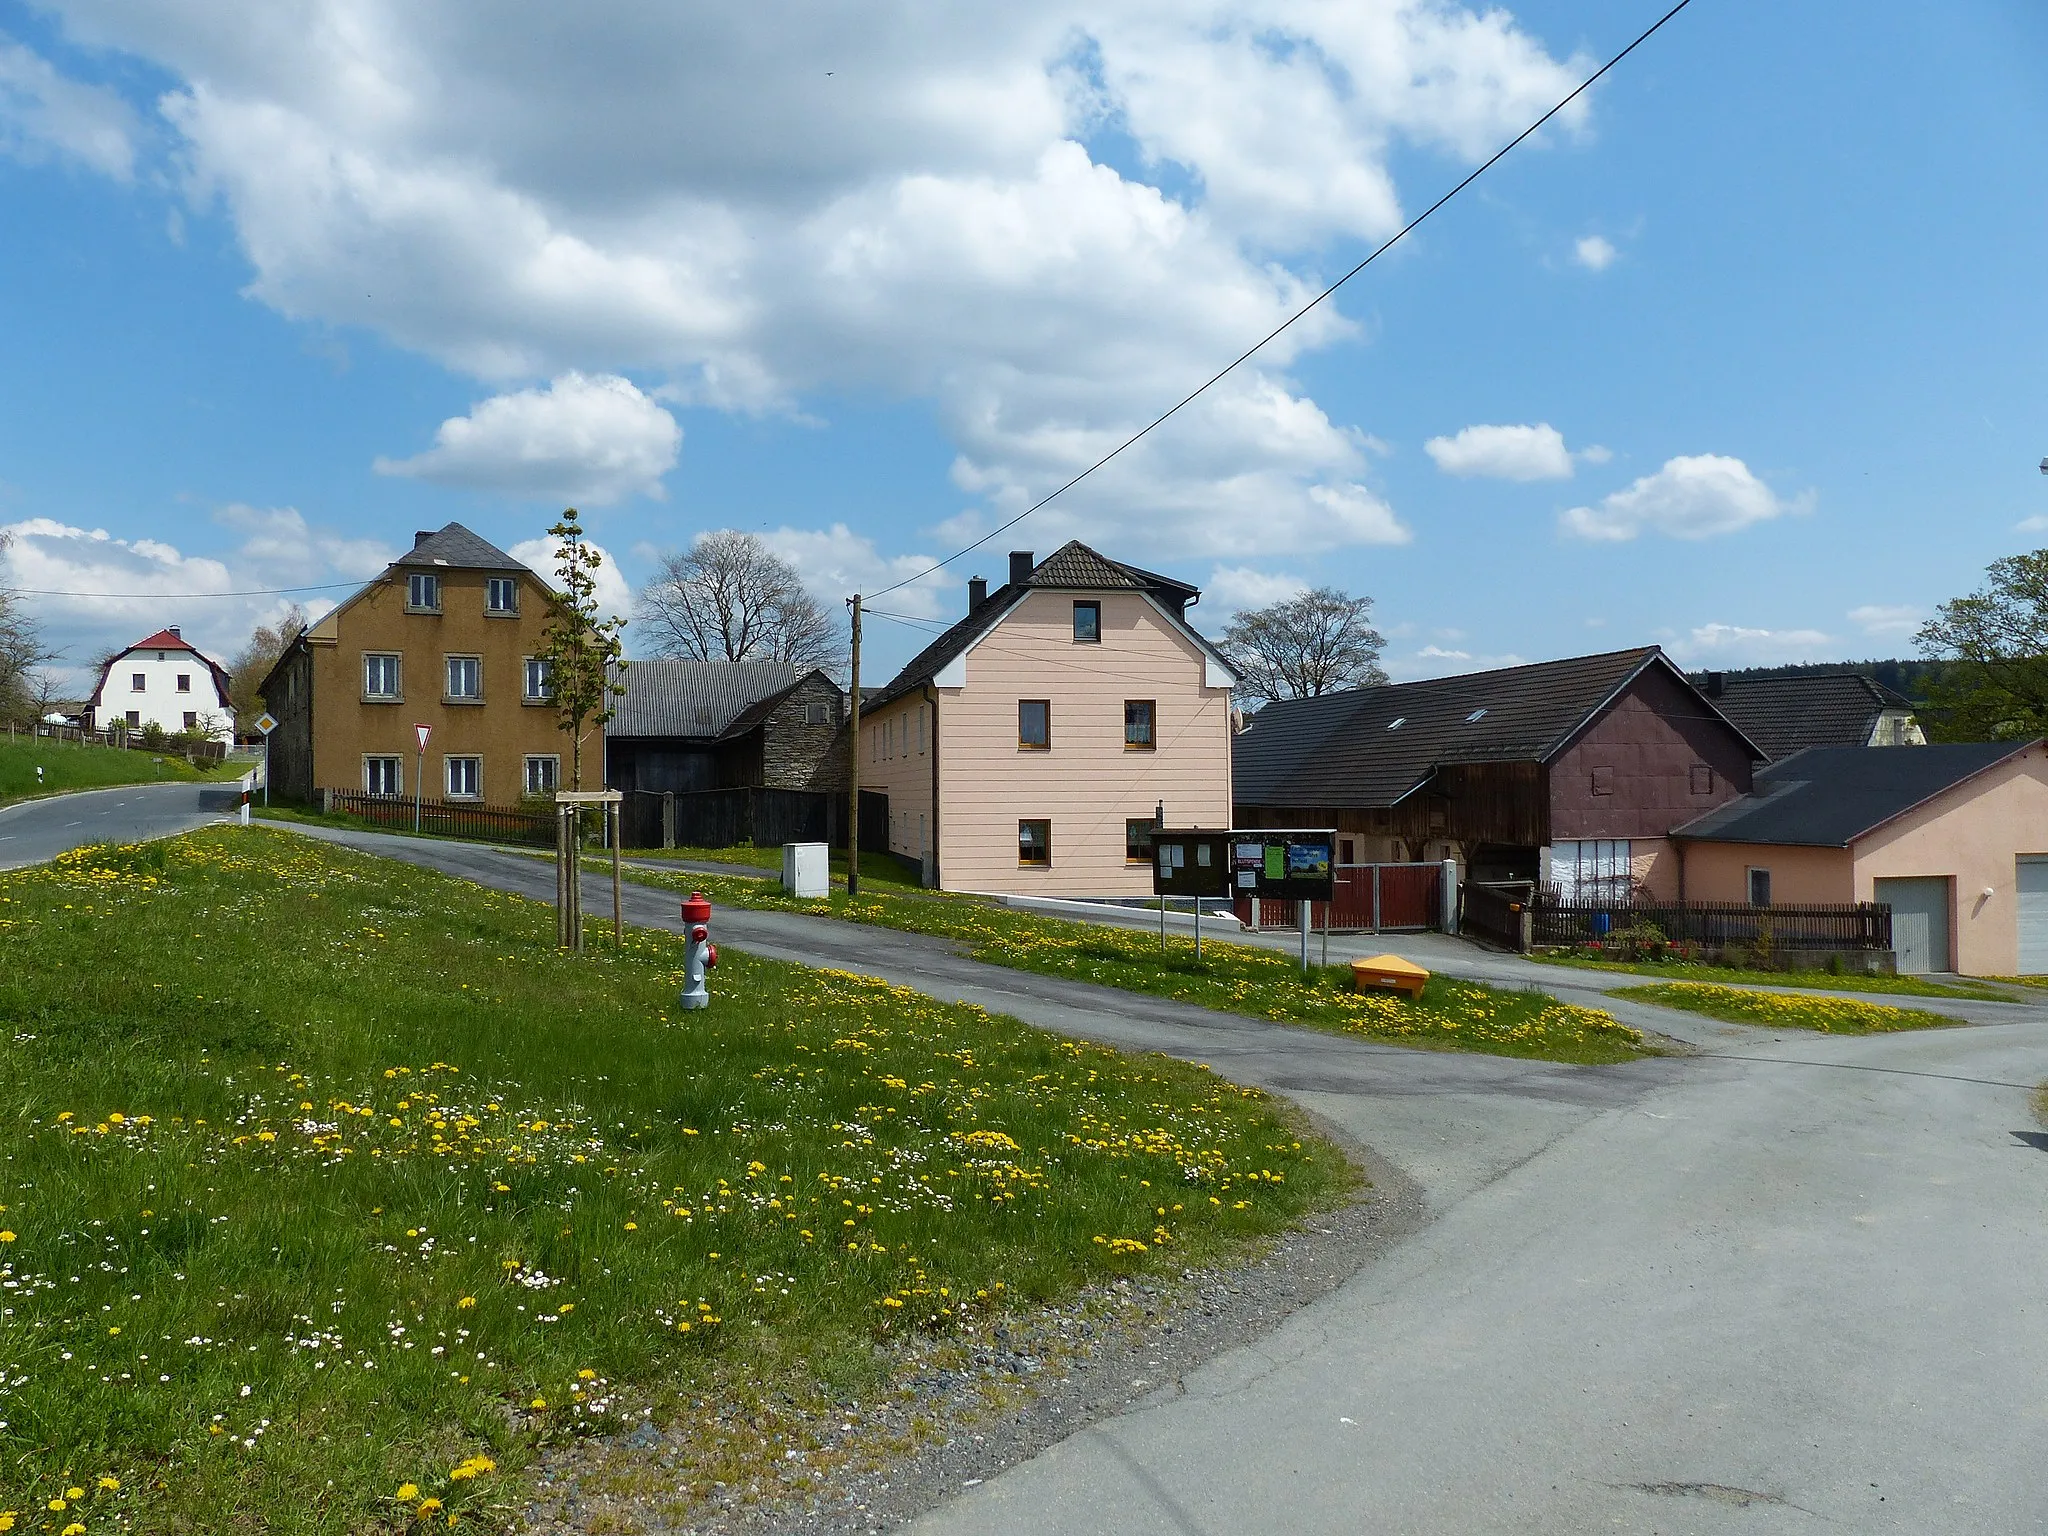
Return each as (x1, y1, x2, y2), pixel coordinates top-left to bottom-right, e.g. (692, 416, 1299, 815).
(1631, 837, 1680, 900)
(1679, 841, 1853, 905)
(307, 568, 569, 804)
(932, 589, 1232, 895)
(860, 691, 937, 872)
(1850, 743, 2048, 975)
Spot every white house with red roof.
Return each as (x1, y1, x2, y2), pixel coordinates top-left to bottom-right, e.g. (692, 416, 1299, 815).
(85, 627, 236, 744)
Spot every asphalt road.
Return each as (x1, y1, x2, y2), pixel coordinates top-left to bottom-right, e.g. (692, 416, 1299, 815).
(139, 825, 2048, 1532)
(0, 780, 243, 870)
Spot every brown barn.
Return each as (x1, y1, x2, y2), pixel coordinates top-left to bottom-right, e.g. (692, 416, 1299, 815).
(1232, 647, 1763, 896)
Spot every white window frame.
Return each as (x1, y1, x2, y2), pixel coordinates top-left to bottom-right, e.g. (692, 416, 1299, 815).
(363, 652, 402, 700)
(407, 572, 442, 612)
(445, 655, 482, 702)
(444, 755, 483, 800)
(485, 576, 519, 615)
(1550, 839, 1633, 902)
(523, 755, 560, 795)
(364, 755, 403, 797)
(522, 656, 554, 703)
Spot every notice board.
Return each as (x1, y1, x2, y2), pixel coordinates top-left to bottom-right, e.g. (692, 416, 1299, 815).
(1230, 830, 1337, 901)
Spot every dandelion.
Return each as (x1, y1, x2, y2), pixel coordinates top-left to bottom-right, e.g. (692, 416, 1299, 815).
(0, 1232, 12, 1243)
(396, 1483, 420, 1501)
(457, 1296, 476, 1309)
(97, 1477, 119, 1491)
(417, 1498, 443, 1515)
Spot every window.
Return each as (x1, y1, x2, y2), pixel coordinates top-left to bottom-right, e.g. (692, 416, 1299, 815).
(130, 673, 146, 692)
(365, 756, 402, 796)
(805, 701, 831, 726)
(363, 653, 402, 700)
(1747, 868, 1772, 908)
(1018, 819, 1051, 866)
(176, 674, 192, 693)
(1387, 717, 1406, 731)
(1124, 699, 1155, 749)
(524, 755, 560, 795)
(445, 756, 482, 799)
(1590, 766, 1615, 796)
(445, 656, 482, 701)
(1689, 763, 1715, 795)
(1550, 840, 1632, 901)
(1072, 601, 1101, 643)
(125, 710, 140, 728)
(407, 572, 442, 612)
(1125, 818, 1155, 863)
(486, 576, 519, 614)
(1018, 700, 1050, 749)
(182, 711, 198, 730)
(1465, 708, 1487, 723)
(523, 657, 554, 702)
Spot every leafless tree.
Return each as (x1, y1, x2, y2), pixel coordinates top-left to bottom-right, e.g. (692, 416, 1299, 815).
(229, 603, 310, 726)
(636, 531, 843, 671)
(1220, 587, 1387, 710)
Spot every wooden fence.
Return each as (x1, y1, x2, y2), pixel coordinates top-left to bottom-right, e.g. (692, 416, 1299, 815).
(1234, 862, 1444, 934)
(619, 786, 887, 853)
(326, 790, 553, 846)
(1457, 885, 1894, 955)
(4, 718, 230, 764)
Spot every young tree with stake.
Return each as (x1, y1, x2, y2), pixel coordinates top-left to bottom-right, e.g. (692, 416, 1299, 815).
(535, 510, 628, 789)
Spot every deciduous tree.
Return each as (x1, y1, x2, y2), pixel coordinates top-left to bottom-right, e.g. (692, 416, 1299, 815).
(229, 603, 310, 727)
(0, 533, 58, 721)
(1219, 587, 1387, 709)
(1916, 550, 2048, 740)
(636, 530, 842, 671)
(535, 510, 628, 789)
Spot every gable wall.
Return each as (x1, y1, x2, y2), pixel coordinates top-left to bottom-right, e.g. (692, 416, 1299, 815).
(1549, 665, 1756, 840)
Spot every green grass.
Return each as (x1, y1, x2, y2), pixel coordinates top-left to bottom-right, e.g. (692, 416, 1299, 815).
(0, 736, 246, 809)
(620, 867, 1651, 1065)
(623, 843, 930, 893)
(0, 829, 1348, 1533)
(1610, 981, 1959, 1033)
(1531, 951, 2013, 1003)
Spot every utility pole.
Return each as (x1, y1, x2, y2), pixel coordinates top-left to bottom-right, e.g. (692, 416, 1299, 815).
(847, 593, 862, 898)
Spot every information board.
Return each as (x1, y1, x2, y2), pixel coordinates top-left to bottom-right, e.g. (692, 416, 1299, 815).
(1150, 829, 1233, 898)
(1230, 830, 1337, 900)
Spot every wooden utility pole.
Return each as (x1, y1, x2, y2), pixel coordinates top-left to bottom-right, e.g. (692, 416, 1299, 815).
(847, 593, 862, 897)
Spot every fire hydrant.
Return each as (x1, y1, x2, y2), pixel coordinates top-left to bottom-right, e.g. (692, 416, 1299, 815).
(680, 891, 719, 1009)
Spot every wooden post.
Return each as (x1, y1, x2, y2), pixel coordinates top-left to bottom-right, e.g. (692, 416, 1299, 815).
(611, 803, 623, 947)
(847, 594, 862, 898)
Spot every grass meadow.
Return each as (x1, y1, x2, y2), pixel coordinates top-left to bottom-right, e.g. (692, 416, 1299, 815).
(1609, 981, 1958, 1033)
(1530, 951, 2013, 1003)
(0, 829, 1348, 1532)
(0, 738, 243, 810)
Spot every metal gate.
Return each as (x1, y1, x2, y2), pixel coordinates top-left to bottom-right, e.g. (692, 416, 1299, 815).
(1234, 862, 1443, 934)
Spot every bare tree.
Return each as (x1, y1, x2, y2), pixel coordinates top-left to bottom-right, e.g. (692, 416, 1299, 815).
(1220, 588, 1387, 709)
(0, 533, 58, 722)
(637, 531, 843, 671)
(229, 603, 310, 727)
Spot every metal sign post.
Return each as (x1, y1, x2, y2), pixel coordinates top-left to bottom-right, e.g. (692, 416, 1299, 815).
(412, 723, 431, 833)
(252, 712, 278, 808)
(1151, 830, 1232, 959)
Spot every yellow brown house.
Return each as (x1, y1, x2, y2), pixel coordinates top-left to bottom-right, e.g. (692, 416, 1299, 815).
(260, 523, 575, 806)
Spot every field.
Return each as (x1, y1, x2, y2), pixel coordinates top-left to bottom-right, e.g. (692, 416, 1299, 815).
(1608, 982, 1958, 1033)
(1530, 952, 2012, 1003)
(0, 736, 243, 809)
(0, 829, 1349, 1532)
(621, 868, 1650, 1065)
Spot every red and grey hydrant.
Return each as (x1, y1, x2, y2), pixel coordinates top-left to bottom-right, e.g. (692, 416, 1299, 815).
(680, 890, 719, 1009)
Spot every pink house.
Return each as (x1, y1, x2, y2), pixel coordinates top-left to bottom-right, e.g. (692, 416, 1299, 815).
(860, 543, 1237, 894)
(1673, 741, 2048, 974)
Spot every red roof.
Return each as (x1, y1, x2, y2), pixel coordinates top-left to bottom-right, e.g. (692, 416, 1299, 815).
(131, 628, 196, 651)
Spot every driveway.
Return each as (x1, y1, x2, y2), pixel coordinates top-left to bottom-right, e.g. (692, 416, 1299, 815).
(0, 780, 243, 870)
(226, 827, 2048, 1530)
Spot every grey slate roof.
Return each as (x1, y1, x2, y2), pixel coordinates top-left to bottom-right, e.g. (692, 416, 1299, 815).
(393, 523, 531, 573)
(1699, 672, 1915, 760)
(1671, 741, 2029, 846)
(1234, 647, 1710, 809)
(609, 659, 801, 739)
(868, 540, 1207, 710)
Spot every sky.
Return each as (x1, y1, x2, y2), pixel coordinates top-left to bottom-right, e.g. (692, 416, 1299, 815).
(1, 0, 2044, 695)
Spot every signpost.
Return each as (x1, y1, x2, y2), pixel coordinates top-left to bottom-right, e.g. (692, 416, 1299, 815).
(1230, 830, 1337, 973)
(412, 724, 431, 833)
(252, 712, 277, 808)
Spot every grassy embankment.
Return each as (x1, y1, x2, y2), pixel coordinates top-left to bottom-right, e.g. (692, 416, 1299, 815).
(0, 736, 245, 809)
(622, 866, 1650, 1065)
(1609, 982, 1958, 1033)
(1530, 952, 2011, 1003)
(0, 828, 1349, 1533)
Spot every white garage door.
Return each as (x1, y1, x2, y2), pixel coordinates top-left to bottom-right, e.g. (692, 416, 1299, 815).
(1875, 877, 1951, 974)
(2017, 857, 2048, 974)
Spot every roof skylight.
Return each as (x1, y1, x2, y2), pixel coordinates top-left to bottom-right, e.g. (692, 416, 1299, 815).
(1466, 708, 1488, 723)
(1387, 717, 1406, 730)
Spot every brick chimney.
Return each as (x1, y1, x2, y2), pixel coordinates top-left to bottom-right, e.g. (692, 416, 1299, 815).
(415, 530, 435, 548)
(1008, 550, 1033, 587)
(968, 577, 987, 610)
(1704, 671, 1725, 698)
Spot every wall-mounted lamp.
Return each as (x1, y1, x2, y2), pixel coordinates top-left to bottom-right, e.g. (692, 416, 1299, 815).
(1982, 886, 1997, 898)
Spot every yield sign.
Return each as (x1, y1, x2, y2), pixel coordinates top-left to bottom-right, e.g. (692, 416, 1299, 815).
(414, 723, 432, 752)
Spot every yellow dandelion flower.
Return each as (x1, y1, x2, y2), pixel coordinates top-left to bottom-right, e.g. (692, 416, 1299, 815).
(457, 1296, 476, 1309)
(0, 1232, 13, 1243)
(417, 1498, 443, 1514)
(97, 1477, 119, 1491)
(530, 1397, 547, 1410)
(395, 1483, 420, 1501)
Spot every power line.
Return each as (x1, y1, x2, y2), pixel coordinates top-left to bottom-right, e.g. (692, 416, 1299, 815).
(8, 579, 360, 600)
(867, 0, 1697, 601)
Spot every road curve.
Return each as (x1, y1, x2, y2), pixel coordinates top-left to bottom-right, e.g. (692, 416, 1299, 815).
(0, 781, 243, 871)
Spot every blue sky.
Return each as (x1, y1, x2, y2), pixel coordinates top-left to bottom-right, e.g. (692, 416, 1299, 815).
(1, 0, 2043, 691)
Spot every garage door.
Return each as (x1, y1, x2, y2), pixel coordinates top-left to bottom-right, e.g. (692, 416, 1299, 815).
(1874, 877, 1951, 974)
(2017, 857, 2048, 974)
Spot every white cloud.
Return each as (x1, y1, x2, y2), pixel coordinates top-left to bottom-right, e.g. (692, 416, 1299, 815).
(1578, 444, 1611, 465)
(0, 508, 390, 690)
(755, 523, 956, 622)
(1383, 644, 1527, 681)
(1202, 565, 1308, 616)
(1561, 454, 1803, 542)
(1848, 603, 1922, 640)
(2015, 514, 2048, 534)
(1666, 622, 1834, 668)
(0, 35, 137, 178)
(1425, 422, 1574, 481)
(506, 535, 632, 624)
(39, 1, 1589, 560)
(1572, 234, 1616, 271)
(375, 373, 680, 505)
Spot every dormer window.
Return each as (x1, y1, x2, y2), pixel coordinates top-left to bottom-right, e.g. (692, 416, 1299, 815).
(407, 573, 442, 612)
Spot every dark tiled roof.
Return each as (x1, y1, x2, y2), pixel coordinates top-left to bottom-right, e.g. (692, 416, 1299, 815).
(1672, 741, 2029, 846)
(1234, 648, 1674, 808)
(609, 659, 800, 739)
(868, 541, 1206, 709)
(1700, 673, 1915, 759)
(393, 523, 531, 573)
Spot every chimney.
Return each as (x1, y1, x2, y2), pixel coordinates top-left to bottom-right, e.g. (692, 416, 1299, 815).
(1704, 671, 1724, 698)
(168, 626, 181, 637)
(414, 530, 436, 548)
(967, 576, 987, 610)
(1008, 550, 1033, 587)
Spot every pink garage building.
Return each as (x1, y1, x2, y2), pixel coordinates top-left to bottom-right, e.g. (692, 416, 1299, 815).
(1672, 741, 2048, 975)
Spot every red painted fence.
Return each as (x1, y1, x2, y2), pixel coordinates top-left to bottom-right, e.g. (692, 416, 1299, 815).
(1233, 862, 1443, 934)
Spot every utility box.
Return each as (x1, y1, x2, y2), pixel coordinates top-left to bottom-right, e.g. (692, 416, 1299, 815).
(782, 842, 830, 898)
